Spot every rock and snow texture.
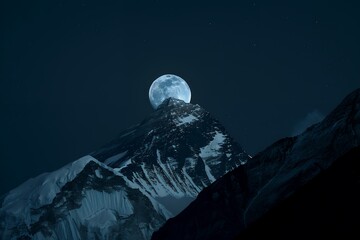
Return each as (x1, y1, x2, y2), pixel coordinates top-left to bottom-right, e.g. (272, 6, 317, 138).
(175, 114, 198, 126)
(0, 97, 249, 240)
(1, 156, 95, 226)
(1, 157, 168, 240)
(93, 98, 249, 201)
(152, 89, 360, 240)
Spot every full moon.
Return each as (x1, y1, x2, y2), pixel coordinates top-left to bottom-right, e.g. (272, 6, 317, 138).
(149, 74, 191, 109)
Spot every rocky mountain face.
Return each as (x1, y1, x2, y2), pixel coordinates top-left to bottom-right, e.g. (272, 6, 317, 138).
(152, 89, 360, 240)
(0, 98, 249, 240)
(237, 145, 360, 240)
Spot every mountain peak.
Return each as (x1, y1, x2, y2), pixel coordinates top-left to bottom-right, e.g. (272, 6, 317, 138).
(157, 97, 188, 109)
(1, 100, 249, 240)
(152, 97, 204, 126)
(93, 100, 249, 196)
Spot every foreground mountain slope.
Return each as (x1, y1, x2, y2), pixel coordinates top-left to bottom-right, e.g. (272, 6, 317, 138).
(238, 145, 360, 239)
(0, 98, 249, 240)
(152, 88, 360, 240)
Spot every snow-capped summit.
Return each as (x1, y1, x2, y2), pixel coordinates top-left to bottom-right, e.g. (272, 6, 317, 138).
(0, 99, 249, 240)
(92, 97, 248, 200)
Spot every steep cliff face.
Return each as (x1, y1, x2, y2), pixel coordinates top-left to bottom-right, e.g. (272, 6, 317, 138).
(0, 98, 249, 240)
(152, 89, 360, 240)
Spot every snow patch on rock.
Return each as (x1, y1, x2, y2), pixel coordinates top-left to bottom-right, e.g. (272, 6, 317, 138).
(200, 131, 226, 159)
(175, 114, 198, 126)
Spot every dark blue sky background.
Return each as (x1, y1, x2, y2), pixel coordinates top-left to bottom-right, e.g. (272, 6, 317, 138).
(1, 0, 359, 195)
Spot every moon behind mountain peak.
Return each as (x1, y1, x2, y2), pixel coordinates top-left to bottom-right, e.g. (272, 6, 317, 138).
(149, 74, 191, 109)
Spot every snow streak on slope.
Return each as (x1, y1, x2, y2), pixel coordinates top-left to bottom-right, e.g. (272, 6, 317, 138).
(199, 131, 226, 182)
(199, 131, 226, 159)
(175, 114, 198, 126)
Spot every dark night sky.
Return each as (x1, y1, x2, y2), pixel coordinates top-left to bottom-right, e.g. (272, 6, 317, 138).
(0, 0, 359, 195)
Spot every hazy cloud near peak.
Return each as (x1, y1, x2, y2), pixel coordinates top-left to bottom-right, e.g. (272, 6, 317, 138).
(292, 110, 325, 136)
